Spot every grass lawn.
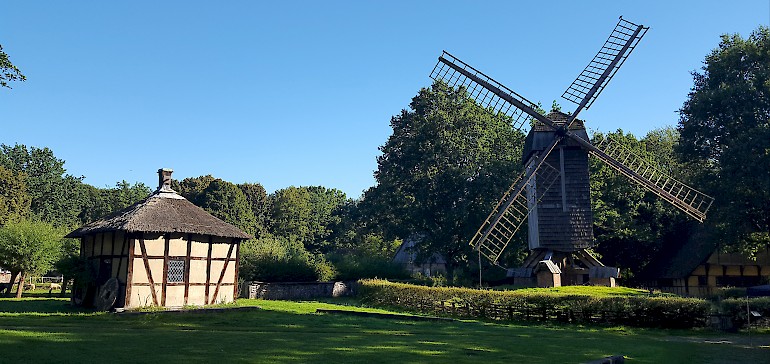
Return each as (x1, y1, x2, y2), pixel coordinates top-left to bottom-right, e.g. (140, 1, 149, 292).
(0, 296, 767, 363)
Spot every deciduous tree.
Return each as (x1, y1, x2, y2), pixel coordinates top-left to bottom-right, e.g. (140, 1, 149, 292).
(0, 144, 85, 228)
(238, 182, 271, 238)
(0, 220, 63, 298)
(0, 44, 25, 89)
(677, 26, 770, 255)
(365, 80, 525, 282)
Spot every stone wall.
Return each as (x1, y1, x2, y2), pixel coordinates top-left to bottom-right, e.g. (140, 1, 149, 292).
(241, 281, 356, 300)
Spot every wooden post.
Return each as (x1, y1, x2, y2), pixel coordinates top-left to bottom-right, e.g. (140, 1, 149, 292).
(205, 235, 213, 305)
(161, 234, 170, 306)
(233, 240, 240, 299)
(184, 234, 192, 306)
(125, 236, 135, 307)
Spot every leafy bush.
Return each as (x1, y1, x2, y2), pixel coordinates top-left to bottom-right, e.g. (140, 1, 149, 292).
(358, 280, 711, 328)
(327, 252, 410, 281)
(239, 234, 336, 282)
(708, 287, 748, 300)
(719, 297, 770, 327)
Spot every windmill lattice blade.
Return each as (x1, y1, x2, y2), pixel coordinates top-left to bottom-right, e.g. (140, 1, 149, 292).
(562, 17, 648, 110)
(430, 51, 540, 133)
(470, 157, 561, 264)
(592, 136, 714, 222)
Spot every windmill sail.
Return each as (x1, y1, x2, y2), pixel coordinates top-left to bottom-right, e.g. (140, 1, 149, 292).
(430, 51, 541, 133)
(469, 139, 561, 264)
(562, 17, 648, 111)
(592, 136, 714, 221)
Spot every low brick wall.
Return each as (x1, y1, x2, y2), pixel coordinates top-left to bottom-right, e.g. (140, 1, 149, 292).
(242, 281, 356, 300)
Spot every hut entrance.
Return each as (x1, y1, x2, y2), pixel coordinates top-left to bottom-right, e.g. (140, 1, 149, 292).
(97, 258, 113, 285)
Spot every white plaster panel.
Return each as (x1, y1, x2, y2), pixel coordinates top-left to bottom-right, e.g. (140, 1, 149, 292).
(165, 286, 185, 307)
(188, 286, 206, 306)
(169, 237, 187, 256)
(190, 260, 208, 283)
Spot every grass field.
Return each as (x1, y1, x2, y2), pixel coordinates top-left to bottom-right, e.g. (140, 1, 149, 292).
(0, 296, 767, 363)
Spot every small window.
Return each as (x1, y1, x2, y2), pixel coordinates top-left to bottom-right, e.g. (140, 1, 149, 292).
(168, 259, 185, 283)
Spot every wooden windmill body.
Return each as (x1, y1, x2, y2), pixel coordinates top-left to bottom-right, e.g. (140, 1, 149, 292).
(429, 17, 715, 287)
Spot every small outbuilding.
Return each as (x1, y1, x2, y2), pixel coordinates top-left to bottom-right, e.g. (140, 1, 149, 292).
(393, 237, 447, 277)
(643, 228, 770, 297)
(66, 169, 251, 309)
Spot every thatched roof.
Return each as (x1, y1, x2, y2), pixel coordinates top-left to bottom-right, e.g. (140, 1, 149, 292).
(66, 188, 251, 239)
(640, 225, 716, 280)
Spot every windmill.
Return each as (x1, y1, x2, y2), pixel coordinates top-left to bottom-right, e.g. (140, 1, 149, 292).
(429, 17, 714, 287)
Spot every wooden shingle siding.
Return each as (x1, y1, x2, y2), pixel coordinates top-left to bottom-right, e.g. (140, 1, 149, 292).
(531, 146, 594, 252)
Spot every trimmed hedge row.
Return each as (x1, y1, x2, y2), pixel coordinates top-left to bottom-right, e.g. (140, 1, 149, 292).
(358, 280, 711, 329)
(719, 297, 770, 327)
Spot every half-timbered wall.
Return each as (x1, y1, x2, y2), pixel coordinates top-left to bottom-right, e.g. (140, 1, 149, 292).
(656, 249, 770, 297)
(126, 232, 239, 308)
(80, 231, 131, 307)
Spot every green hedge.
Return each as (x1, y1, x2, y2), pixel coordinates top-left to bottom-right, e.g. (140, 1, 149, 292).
(358, 280, 711, 329)
(719, 297, 770, 327)
(239, 235, 335, 282)
(327, 253, 411, 281)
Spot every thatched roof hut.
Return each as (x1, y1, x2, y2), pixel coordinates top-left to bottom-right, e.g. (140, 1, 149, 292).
(67, 169, 250, 310)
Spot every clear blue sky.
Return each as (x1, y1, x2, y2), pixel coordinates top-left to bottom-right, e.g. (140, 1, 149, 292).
(2, 1, 768, 198)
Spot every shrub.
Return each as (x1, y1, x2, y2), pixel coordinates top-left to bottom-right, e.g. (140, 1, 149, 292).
(358, 280, 711, 328)
(327, 252, 410, 281)
(239, 235, 336, 282)
(719, 297, 770, 327)
(708, 287, 748, 300)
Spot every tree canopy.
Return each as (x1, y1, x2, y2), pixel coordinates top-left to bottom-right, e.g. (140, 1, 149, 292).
(176, 175, 257, 237)
(0, 220, 63, 297)
(364, 80, 526, 281)
(677, 26, 770, 255)
(0, 144, 85, 228)
(590, 128, 691, 282)
(0, 44, 25, 89)
(0, 165, 31, 225)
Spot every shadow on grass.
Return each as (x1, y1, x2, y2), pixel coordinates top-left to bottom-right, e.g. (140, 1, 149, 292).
(1, 304, 768, 364)
(0, 298, 89, 314)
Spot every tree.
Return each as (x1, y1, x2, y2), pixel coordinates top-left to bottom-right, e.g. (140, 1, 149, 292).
(0, 165, 31, 225)
(590, 128, 690, 282)
(199, 179, 257, 237)
(0, 44, 25, 89)
(677, 26, 770, 255)
(305, 186, 347, 252)
(238, 182, 271, 238)
(174, 175, 216, 205)
(365, 80, 526, 282)
(0, 144, 85, 228)
(78, 181, 151, 223)
(0, 220, 63, 298)
(174, 175, 256, 235)
(53, 237, 85, 297)
(269, 186, 348, 253)
(270, 186, 313, 243)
